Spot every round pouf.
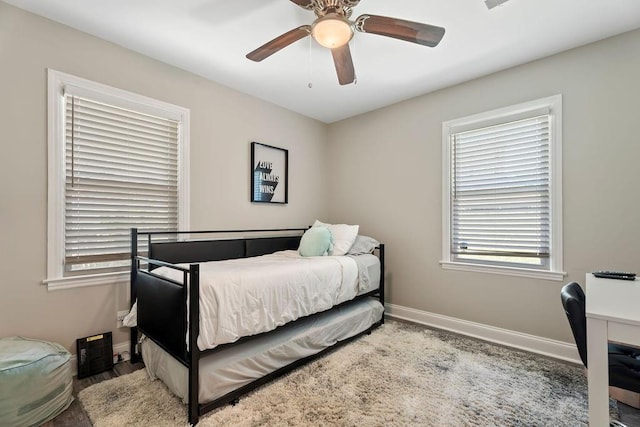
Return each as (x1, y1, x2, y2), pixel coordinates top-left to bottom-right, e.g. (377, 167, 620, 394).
(0, 336, 73, 427)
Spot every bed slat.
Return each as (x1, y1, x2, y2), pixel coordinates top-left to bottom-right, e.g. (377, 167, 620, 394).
(150, 239, 245, 264)
(245, 236, 301, 257)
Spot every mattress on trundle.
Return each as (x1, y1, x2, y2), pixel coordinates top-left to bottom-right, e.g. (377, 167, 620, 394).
(141, 297, 384, 404)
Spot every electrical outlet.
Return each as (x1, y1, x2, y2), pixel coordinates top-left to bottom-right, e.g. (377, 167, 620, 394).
(117, 310, 129, 328)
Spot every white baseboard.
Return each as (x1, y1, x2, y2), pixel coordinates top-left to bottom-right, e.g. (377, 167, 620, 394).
(385, 303, 581, 365)
(69, 341, 130, 377)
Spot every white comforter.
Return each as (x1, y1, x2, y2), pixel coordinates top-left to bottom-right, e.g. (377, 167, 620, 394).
(152, 250, 359, 351)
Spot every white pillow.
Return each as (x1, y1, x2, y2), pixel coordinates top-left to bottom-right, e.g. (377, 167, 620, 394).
(346, 235, 380, 255)
(313, 220, 359, 256)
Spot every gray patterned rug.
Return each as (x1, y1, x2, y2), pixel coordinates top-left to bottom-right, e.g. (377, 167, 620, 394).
(78, 320, 610, 426)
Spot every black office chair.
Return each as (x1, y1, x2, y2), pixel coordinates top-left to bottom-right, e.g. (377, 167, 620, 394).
(561, 282, 640, 408)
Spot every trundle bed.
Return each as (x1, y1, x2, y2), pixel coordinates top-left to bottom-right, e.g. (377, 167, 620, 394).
(129, 227, 385, 425)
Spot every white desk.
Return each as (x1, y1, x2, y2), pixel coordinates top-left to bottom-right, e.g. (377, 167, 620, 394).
(585, 274, 640, 426)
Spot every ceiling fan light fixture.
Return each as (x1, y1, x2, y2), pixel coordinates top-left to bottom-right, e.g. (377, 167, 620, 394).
(311, 13, 353, 49)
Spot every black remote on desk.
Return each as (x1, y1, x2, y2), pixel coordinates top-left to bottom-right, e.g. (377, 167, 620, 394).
(592, 271, 636, 280)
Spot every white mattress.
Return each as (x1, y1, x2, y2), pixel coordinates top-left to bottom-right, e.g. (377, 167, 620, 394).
(150, 251, 380, 350)
(141, 297, 384, 405)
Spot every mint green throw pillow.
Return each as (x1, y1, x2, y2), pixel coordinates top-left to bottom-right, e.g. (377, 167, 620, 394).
(298, 226, 333, 257)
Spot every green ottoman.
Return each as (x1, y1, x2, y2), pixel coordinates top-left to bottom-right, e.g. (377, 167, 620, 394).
(0, 337, 73, 427)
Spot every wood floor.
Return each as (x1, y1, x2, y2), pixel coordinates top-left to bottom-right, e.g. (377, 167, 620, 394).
(620, 403, 640, 427)
(41, 359, 640, 426)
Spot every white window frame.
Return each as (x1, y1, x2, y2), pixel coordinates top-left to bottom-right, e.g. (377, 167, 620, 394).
(441, 95, 564, 281)
(45, 69, 190, 290)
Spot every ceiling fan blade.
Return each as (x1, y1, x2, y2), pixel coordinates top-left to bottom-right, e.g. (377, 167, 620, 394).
(289, 0, 314, 9)
(246, 25, 311, 62)
(331, 44, 355, 86)
(355, 14, 445, 47)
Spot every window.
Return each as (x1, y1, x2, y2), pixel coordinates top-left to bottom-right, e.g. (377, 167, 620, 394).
(46, 70, 190, 290)
(441, 95, 564, 280)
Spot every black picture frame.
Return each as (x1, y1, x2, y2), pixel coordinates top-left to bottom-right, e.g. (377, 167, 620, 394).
(251, 142, 288, 204)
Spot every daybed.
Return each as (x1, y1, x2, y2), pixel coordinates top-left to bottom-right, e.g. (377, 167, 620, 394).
(129, 227, 385, 425)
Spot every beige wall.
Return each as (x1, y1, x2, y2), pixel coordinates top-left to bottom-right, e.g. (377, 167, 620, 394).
(2, 0, 638, 354)
(326, 28, 640, 343)
(0, 3, 328, 353)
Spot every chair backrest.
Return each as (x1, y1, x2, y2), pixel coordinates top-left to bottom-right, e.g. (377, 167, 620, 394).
(560, 282, 588, 367)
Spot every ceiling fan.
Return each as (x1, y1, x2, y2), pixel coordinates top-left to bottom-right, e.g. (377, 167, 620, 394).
(246, 0, 445, 85)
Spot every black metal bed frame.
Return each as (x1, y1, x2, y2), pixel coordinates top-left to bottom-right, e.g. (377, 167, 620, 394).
(129, 227, 385, 425)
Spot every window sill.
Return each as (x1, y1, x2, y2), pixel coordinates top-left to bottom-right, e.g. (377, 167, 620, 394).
(439, 261, 566, 281)
(43, 271, 129, 291)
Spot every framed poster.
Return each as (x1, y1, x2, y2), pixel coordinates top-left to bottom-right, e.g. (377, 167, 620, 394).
(251, 142, 288, 204)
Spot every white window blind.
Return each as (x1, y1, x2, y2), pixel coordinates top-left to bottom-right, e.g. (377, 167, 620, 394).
(64, 94, 179, 272)
(451, 115, 550, 266)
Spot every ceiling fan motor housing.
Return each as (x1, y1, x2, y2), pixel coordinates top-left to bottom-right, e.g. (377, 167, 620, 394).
(311, 0, 360, 18)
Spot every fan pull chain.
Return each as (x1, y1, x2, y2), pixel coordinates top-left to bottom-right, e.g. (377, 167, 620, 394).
(308, 36, 313, 89)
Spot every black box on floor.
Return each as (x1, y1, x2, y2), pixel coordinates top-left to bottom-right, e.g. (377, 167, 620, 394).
(76, 331, 113, 379)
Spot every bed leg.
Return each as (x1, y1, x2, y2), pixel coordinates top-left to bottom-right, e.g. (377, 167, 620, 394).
(130, 328, 141, 363)
(188, 391, 199, 425)
(188, 264, 201, 426)
(130, 228, 140, 361)
(379, 243, 385, 324)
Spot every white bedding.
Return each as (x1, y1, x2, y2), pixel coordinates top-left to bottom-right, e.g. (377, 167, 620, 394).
(151, 250, 361, 351)
(349, 253, 380, 294)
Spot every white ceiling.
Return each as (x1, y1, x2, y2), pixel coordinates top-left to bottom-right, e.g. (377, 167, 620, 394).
(5, 0, 640, 123)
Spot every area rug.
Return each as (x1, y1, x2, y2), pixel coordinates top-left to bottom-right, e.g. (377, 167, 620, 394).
(78, 321, 609, 426)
